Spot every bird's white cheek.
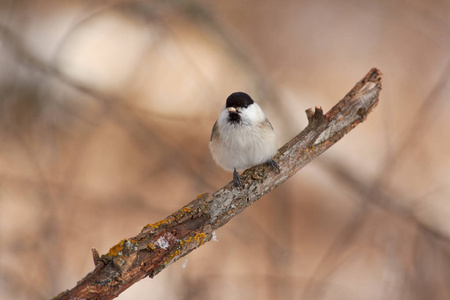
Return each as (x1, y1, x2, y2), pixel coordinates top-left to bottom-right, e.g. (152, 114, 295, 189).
(217, 109, 229, 127)
(239, 103, 266, 124)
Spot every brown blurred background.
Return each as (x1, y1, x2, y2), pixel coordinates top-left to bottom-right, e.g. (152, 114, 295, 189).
(1, 0, 450, 299)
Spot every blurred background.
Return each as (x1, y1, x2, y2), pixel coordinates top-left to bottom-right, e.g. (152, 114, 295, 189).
(1, 0, 450, 299)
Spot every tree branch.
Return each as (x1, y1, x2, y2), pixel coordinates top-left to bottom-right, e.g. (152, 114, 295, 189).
(53, 68, 383, 300)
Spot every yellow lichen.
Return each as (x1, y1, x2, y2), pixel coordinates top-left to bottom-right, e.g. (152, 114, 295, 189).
(143, 216, 176, 231)
(196, 193, 207, 199)
(163, 232, 208, 265)
(164, 249, 182, 264)
(172, 207, 193, 220)
(193, 232, 207, 246)
(106, 239, 138, 257)
(142, 206, 197, 233)
(107, 240, 125, 257)
(148, 243, 156, 251)
(194, 232, 206, 242)
(179, 232, 207, 247)
(179, 236, 193, 246)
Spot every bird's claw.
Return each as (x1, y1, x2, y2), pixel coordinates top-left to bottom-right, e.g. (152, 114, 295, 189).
(268, 159, 281, 174)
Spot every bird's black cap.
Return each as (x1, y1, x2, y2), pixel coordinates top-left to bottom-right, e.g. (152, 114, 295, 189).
(226, 92, 254, 108)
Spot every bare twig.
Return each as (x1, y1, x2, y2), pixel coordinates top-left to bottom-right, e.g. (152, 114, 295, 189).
(52, 68, 383, 300)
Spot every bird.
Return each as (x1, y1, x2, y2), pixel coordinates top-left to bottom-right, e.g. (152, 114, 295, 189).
(209, 92, 280, 187)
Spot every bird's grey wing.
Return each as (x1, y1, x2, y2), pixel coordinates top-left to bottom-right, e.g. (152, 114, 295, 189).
(262, 118, 274, 130)
(210, 121, 219, 141)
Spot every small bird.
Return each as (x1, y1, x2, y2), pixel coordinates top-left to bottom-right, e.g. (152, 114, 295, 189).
(209, 92, 280, 187)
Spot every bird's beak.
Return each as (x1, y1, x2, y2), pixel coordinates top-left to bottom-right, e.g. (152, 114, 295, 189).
(228, 107, 237, 113)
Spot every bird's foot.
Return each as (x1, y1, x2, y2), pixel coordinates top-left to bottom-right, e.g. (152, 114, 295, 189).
(268, 159, 281, 174)
(233, 168, 242, 187)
